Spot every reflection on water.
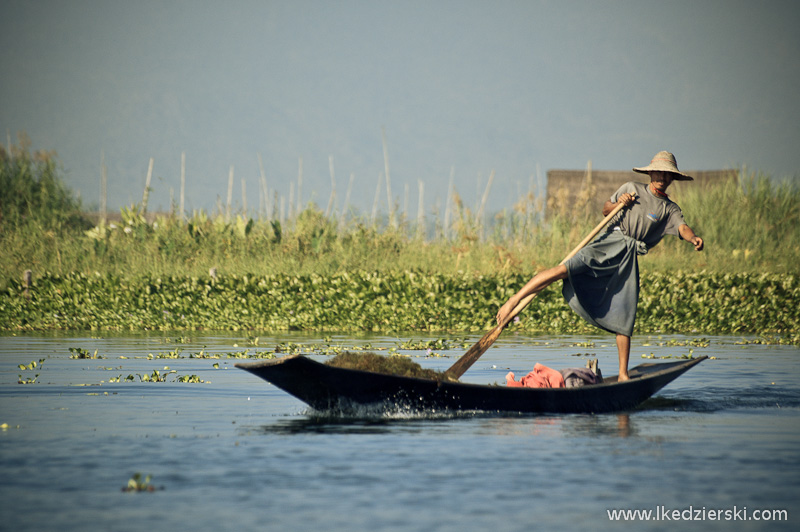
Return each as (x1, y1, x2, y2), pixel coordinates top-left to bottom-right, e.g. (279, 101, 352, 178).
(562, 413, 634, 438)
(255, 411, 644, 440)
(252, 417, 411, 436)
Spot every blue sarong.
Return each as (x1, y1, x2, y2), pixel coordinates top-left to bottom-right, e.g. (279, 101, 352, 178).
(562, 230, 648, 337)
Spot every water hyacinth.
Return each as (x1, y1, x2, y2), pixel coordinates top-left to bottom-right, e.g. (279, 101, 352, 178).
(0, 270, 796, 334)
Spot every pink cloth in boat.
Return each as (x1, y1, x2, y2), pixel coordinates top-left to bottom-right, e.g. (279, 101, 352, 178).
(506, 363, 566, 388)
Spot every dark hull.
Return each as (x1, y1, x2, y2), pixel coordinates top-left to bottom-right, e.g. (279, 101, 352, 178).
(235, 355, 706, 414)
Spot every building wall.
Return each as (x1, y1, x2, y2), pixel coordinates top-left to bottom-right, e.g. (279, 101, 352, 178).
(545, 168, 737, 219)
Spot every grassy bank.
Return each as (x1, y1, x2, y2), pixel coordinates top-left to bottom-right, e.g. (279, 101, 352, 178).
(2, 169, 798, 282)
(2, 139, 799, 334)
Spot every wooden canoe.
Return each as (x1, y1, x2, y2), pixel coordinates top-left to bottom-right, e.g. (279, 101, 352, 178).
(235, 355, 707, 414)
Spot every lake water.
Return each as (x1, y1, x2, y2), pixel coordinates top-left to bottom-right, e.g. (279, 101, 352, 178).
(1, 332, 798, 531)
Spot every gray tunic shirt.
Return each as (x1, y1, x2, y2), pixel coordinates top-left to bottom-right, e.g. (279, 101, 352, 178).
(606, 181, 686, 249)
(562, 182, 687, 336)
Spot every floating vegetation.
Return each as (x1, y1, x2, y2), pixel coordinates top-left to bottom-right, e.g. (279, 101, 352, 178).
(17, 358, 45, 384)
(163, 336, 192, 344)
(325, 352, 457, 382)
(122, 473, 162, 493)
(570, 341, 596, 348)
(641, 352, 695, 360)
(734, 335, 800, 346)
(138, 369, 170, 382)
(69, 347, 105, 359)
(176, 374, 207, 383)
(101, 370, 209, 384)
(642, 338, 711, 348)
(396, 337, 471, 350)
(18, 358, 45, 371)
(149, 348, 182, 359)
(65, 345, 278, 361)
(77, 340, 468, 361)
(189, 348, 275, 359)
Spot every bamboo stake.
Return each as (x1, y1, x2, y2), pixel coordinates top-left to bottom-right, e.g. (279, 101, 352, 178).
(385, 169, 394, 227)
(436, 201, 443, 238)
(477, 169, 495, 241)
(444, 166, 454, 240)
(297, 157, 303, 214)
(371, 172, 382, 227)
(258, 176, 264, 219)
(527, 171, 535, 233)
(403, 182, 409, 224)
(416, 179, 425, 239)
(241, 178, 247, 216)
(340, 172, 354, 230)
(289, 182, 295, 220)
(180, 151, 186, 221)
(257, 153, 269, 219)
(142, 157, 154, 212)
(477, 169, 495, 217)
(100, 151, 107, 225)
(536, 162, 544, 222)
(381, 128, 395, 228)
(226, 165, 234, 222)
(325, 155, 336, 218)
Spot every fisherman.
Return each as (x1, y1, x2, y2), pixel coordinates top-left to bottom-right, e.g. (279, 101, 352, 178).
(495, 151, 704, 381)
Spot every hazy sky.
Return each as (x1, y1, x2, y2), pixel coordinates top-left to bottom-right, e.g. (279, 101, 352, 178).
(2, 0, 798, 217)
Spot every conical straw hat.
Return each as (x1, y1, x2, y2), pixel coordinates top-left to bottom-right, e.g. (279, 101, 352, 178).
(633, 151, 693, 181)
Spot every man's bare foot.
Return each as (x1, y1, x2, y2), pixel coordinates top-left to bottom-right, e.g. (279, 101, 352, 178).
(618, 373, 630, 382)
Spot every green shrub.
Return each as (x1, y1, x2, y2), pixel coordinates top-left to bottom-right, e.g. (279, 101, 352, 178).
(1, 133, 88, 231)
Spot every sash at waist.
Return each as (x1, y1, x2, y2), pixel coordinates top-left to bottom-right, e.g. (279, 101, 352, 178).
(610, 226, 648, 255)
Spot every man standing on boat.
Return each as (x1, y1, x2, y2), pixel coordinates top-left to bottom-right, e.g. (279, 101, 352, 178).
(495, 151, 704, 381)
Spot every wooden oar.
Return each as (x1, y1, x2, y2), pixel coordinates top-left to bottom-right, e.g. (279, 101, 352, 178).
(443, 196, 634, 380)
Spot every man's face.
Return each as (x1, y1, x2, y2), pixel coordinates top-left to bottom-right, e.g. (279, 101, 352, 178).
(650, 171, 674, 190)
